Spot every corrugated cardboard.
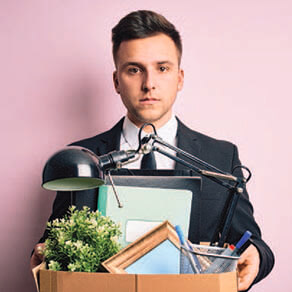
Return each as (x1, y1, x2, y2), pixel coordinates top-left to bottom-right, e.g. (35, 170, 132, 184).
(39, 269, 238, 292)
(40, 270, 135, 292)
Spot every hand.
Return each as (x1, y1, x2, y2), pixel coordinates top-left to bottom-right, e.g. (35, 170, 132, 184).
(30, 243, 46, 270)
(237, 244, 260, 291)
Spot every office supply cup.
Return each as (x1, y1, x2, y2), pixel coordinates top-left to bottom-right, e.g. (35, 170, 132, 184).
(179, 244, 239, 274)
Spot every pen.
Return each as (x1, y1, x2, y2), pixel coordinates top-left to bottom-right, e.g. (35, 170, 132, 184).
(231, 230, 252, 255)
(186, 241, 202, 273)
(205, 230, 252, 273)
(175, 225, 200, 274)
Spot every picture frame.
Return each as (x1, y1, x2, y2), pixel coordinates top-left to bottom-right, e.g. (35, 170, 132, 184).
(102, 221, 181, 274)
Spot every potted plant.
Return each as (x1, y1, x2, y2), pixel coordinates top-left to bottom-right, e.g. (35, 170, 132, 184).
(44, 206, 122, 272)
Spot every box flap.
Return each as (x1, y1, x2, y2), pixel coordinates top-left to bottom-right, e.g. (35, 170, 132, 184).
(40, 270, 136, 292)
(218, 271, 238, 291)
(39, 269, 237, 292)
(136, 272, 237, 292)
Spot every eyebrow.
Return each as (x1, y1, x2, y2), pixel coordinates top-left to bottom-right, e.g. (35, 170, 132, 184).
(121, 62, 143, 69)
(157, 61, 175, 66)
(121, 60, 174, 70)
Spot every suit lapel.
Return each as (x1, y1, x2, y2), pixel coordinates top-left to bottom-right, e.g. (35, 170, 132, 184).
(175, 118, 201, 170)
(175, 118, 202, 243)
(96, 118, 124, 155)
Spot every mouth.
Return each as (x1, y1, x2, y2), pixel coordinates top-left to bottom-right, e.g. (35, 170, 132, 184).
(139, 97, 159, 104)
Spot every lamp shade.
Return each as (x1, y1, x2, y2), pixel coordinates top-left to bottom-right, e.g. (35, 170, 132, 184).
(42, 146, 105, 191)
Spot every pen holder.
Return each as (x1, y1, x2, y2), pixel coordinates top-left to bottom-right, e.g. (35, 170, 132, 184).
(180, 244, 239, 274)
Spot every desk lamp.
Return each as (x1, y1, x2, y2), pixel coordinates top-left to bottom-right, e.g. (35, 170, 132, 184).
(42, 124, 251, 247)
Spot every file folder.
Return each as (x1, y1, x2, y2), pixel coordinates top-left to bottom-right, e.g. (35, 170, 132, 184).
(98, 185, 193, 248)
(104, 173, 202, 243)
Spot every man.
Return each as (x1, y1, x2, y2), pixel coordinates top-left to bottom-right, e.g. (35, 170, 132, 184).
(31, 10, 274, 291)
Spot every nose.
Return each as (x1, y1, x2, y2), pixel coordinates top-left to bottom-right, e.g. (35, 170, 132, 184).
(142, 71, 156, 92)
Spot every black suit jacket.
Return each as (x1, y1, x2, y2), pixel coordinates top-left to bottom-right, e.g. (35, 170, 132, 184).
(41, 117, 274, 287)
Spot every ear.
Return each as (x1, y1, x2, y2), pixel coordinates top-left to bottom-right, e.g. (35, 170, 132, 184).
(113, 71, 120, 94)
(177, 69, 184, 91)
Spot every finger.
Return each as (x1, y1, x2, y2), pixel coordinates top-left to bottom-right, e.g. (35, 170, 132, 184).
(237, 249, 249, 265)
(30, 253, 43, 270)
(237, 257, 244, 265)
(35, 245, 44, 256)
(238, 269, 255, 291)
(237, 259, 259, 290)
(35, 243, 45, 258)
(30, 243, 46, 270)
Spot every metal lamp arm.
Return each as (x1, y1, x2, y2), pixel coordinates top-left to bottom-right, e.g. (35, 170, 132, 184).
(153, 145, 238, 192)
(148, 134, 250, 247)
(149, 134, 247, 193)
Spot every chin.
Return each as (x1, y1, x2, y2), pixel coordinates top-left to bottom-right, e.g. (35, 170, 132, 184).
(130, 109, 170, 127)
(137, 115, 169, 128)
(137, 115, 160, 124)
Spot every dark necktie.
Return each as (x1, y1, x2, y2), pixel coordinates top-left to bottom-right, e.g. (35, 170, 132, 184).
(140, 152, 157, 169)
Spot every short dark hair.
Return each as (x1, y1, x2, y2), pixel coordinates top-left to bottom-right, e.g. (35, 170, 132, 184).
(112, 10, 182, 65)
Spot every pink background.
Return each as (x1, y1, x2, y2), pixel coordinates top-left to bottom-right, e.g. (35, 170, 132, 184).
(0, 1, 291, 291)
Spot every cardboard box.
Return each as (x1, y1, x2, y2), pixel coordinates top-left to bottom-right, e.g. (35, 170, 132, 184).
(39, 269, 238, 292)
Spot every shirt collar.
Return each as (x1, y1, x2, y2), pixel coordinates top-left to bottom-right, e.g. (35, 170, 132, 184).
(122, 115, 178, 149)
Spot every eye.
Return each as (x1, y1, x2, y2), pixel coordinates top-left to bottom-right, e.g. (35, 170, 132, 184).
(159, 66, 169, 72)
(128, 67, 142, 74)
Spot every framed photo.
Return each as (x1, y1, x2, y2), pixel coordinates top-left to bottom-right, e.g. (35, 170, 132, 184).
(102, 221, 181, 274)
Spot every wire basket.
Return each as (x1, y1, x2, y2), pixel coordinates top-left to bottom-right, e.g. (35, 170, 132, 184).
(180, 244, 239, 274)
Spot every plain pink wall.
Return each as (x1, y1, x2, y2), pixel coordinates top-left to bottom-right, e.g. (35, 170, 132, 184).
(1, 1, 291, 291)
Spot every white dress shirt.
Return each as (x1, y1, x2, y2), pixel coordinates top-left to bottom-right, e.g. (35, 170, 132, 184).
(120, 116, 178, 169)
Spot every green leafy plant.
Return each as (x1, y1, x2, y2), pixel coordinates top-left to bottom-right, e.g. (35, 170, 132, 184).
(44, 206, 122, 272)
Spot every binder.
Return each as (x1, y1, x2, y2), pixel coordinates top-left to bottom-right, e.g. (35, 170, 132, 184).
(104, 173, 202, 243)
(98, 185, 193, 248)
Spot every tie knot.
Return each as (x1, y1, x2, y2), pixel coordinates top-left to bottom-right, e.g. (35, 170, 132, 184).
(140, 152, 157, 169)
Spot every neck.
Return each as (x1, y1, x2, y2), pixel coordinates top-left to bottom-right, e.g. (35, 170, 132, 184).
(127, 114, 173, 133)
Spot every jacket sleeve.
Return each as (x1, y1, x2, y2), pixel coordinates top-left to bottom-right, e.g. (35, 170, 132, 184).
(38, 188, 98, 243)
(229, 145, 274, 288)
(38, 191, 71, 243)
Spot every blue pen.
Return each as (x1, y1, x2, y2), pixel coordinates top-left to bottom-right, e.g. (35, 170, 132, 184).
(205, 230, 252, 273)
(175, 225, 200, 274)
(231, 230, 252, 255)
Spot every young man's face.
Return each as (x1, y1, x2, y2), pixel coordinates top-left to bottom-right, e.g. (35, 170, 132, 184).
(113, 33, 184, 130)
